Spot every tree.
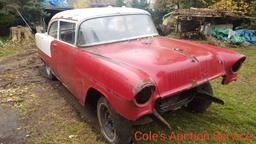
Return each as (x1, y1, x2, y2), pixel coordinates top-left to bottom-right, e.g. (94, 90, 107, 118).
(249, 0, 256, 16)
(189, 0, 214, 8)
(22, 0, 46, 25)
(154, 0, 214, 11)
(209, 0, 250, 16)
(73, 0, 92, 8)
(0, 0, 17, 35)
(0, 0, 46, 25)
(131, 0, 149, 9)
(115, 0, 125, 7)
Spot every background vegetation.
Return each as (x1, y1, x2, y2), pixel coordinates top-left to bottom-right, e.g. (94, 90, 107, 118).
(0, 0, 46, 35)
(0, 0, 255, 36)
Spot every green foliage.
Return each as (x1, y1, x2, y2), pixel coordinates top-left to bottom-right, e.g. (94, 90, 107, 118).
(207, 0, 255, 16)
(73, 0, 91, 8)
(0, 0, 46, 25)
(190, 0, 215, 8)
(0, 0, 16, 35)
(0, 40, 19, 57)
(250, 0, 256, 16)
(153, 0, 176, 11)
(115, 0, 125, 7)
(22, 0, 46, 25)
(0, 14, 16, 25)
(154, 0, 214, 11)
(147, 9, 168, 27)
(131, 0, 149, 9)
(209, 0, 250, 16)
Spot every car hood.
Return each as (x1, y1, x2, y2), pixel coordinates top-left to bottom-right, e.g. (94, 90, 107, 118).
(85, 37, 226, 96)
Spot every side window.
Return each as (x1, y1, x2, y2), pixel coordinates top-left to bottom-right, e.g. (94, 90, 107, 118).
(59, 21, 76, 44)
(48, 21, 58, 38)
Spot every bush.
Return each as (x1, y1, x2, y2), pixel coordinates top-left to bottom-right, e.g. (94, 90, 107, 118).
(0, 14, 16, 35)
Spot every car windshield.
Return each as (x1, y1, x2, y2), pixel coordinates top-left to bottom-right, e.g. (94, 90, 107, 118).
(78, 14, 158, 46)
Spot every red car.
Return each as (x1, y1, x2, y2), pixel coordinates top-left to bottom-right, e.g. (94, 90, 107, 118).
(35, 7, 246, 144)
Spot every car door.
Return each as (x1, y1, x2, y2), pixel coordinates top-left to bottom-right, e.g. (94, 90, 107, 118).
(51, 20, 80, 96)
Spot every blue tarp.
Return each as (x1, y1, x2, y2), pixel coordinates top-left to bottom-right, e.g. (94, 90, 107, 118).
(43, 0, 69, 8)
(211, 28, 256, 45)
(235, 29, 256, 44)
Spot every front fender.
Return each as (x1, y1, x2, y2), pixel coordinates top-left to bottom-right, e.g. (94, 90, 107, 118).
(218, 52, 246, 84)
(76, 51, 155, 120)
(84, 83, 153, 121)
(76, 52, 156, 121)
(198, 44, 246, 84)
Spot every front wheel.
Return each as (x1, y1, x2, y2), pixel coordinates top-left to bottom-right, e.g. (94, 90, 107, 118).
(97, 97, 132, 144)
(185, 82, 213, 113)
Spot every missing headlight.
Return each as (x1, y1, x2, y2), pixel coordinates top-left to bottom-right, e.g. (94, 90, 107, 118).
(135, 86, 155, 105)
(232, 57, 246, 73)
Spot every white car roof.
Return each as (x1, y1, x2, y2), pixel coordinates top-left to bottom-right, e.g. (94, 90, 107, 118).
(51, 7, 150, 22)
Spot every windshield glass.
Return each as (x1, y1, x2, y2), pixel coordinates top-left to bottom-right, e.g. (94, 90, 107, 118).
(78, 14, 158, 46)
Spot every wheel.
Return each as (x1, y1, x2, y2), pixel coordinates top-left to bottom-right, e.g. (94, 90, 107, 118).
(45, 64, 56, 80)
(185, 82, 213, 113)
(97, 97, 132, 144)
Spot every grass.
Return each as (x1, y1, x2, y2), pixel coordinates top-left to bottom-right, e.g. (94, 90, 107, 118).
(0, 37, 35, 58)
(0, 47, 18, 57)
(135, 45, 256, 144)
(0, 38, 20, 57)
(0, 36, 8, 42)
(0, 38, 255, 143)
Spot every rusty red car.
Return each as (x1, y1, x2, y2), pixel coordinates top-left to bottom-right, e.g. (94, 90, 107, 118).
(35, 7, 246, 144)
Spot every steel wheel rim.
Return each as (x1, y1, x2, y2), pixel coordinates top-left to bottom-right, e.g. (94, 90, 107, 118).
(45, 66, 51, 76)
(98, 103, 116, 142)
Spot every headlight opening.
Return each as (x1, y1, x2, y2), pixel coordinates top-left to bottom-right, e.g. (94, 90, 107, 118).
(134, 86, 155, 105)
(231, 57, 246, 73)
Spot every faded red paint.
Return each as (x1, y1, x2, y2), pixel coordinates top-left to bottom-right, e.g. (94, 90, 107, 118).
(39, 36, 245, 121)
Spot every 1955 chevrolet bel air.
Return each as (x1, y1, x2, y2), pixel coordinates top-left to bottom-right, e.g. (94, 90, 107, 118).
(35, 7, 246, 144)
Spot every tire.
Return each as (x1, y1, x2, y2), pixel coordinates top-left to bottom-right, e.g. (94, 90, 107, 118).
(45, 64, 57, 80)
(97, 97, 132, 144)
(185, 82, 213, 113)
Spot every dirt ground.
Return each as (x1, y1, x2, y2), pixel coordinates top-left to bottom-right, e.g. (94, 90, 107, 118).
(0, 41, 105, 144)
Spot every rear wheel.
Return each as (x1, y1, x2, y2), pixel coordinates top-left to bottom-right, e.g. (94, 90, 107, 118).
(97, 97, 132, 144)
(45, 64, 56, 80)
(185, 82, 213, 113)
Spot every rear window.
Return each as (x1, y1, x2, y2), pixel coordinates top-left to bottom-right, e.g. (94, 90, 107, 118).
(48, 21, 58, 38)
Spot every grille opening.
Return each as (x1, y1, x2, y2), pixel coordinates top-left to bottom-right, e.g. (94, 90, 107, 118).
(155, 90, 195, 113)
